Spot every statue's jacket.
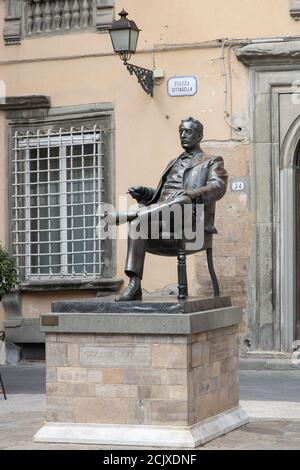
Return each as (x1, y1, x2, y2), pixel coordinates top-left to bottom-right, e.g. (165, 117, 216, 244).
(139, 152, 228, 237)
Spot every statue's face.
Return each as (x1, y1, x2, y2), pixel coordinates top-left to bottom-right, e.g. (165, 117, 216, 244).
(179, 121, 201, 151)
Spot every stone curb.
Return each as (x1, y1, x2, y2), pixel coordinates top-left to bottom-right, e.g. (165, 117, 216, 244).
(239, 358, 300, 371)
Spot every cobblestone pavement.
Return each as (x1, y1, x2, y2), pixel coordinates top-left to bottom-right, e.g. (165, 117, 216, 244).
(1, 365, 300, 450)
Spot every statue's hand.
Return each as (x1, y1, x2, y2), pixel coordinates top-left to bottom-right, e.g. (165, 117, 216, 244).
(181, 190, 194, 201)
(128, 186, 146, 202)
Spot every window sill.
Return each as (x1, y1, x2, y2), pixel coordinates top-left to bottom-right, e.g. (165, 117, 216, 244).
(18, 277, 123, 293)
(290, 0, 300, 20)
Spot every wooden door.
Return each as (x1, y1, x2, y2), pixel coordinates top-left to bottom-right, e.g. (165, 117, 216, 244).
(297, 170, 300, 340)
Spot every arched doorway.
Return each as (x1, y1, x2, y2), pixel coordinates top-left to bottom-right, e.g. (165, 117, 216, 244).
(296, 145, 300, 340)
(281, 120, 300, 350)
(275, 107, 300, 350)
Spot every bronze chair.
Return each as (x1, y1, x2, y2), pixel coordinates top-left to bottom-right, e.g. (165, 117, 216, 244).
(177, 246, 219, 300)
(0, 331, 7, 400)
(147, 231, 220, 301)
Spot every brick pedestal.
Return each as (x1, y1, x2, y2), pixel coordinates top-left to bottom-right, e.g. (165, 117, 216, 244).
(35, 304, 248, 447)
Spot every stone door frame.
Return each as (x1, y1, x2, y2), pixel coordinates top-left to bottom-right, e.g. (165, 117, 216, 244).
(251, 66, 300, 352)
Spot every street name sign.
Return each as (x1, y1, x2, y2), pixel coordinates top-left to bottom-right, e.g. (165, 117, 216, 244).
(167, 76, 198, 97)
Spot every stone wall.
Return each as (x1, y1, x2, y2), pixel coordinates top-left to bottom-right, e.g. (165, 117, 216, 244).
(45, 325, 239, 426)
(193, 142, 252, 348)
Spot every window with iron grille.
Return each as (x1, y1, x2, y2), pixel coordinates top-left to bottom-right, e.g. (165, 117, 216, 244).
(12, 125, 105, 281)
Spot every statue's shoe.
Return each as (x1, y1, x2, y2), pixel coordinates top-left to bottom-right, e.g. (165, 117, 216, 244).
(115, 283, 142, 302)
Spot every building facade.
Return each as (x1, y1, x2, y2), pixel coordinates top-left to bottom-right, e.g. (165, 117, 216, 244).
(1, 0, 300, 357)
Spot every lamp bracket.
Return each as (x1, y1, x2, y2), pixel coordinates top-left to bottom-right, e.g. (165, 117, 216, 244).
(124, 62, 154, 97)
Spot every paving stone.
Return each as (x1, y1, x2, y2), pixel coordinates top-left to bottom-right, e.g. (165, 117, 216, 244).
(2, 392, 300, 450)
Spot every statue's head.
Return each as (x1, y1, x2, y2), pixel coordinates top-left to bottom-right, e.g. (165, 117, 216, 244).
(179, 117, 203, 151)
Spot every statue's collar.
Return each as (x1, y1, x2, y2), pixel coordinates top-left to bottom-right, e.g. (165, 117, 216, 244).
(181, 149, 203, 159)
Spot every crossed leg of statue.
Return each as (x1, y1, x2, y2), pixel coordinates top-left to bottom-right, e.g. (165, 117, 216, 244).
(115, 195, 193, 302)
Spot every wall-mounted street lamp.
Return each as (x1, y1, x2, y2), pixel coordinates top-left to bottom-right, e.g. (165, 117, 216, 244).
(109, 9, 156, 97)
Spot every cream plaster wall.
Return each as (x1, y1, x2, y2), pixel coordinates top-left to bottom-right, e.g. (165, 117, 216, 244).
(0, 1, 299, 60)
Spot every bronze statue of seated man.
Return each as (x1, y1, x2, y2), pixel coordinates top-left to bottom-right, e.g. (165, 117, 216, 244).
(113, 117, 228, 302)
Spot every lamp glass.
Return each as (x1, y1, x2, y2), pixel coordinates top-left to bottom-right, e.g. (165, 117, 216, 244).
(110, 29, 130, 52)
(129, 29, 139, 53)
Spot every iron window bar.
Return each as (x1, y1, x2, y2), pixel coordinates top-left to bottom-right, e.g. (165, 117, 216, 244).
(12, 125, 105, 281)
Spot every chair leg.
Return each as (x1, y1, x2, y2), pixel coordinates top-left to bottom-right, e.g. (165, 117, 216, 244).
(206, 247, 220, 297)
(0, 371, 7, 400)
(177, 249, 188, 300)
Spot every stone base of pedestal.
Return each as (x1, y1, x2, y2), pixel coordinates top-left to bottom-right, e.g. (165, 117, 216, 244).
(34, 406, 248, 448)
(35, 300, 248, 448)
